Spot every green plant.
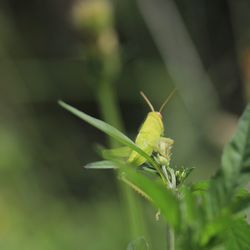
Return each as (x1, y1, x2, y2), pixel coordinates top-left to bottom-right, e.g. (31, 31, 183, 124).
(59, 100, 250, 250)
(71, 0, 148, 241)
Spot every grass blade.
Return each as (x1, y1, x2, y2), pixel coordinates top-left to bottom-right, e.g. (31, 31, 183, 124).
(84, 160, 118, 169)
(59, 101, 164, 179)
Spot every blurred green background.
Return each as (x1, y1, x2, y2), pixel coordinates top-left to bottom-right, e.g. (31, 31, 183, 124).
(0, 0, 249, 249)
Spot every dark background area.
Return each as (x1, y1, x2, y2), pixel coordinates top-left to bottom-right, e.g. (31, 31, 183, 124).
(0, 0, 249, 249)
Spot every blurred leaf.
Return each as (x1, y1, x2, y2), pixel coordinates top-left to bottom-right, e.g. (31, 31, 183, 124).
(222, 104, 250, 185)
(120, 173, 152, 202)
(191, 181, 209, 193)
(203, 179, 229, 221)
(230, 189, 250, 214)
(141, 165, 158, 174)
(180, 187, 200, 227)
(121, 167, 180, 229)
(84, 160, 118, 169)
(126, 237, 150, 250)
(200, 215, 231, 246)
(224, 220, 250, 250)
(195, 105, 250, 248)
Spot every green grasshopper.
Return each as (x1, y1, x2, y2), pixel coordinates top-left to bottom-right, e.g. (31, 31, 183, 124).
(104, 89, 176, 168)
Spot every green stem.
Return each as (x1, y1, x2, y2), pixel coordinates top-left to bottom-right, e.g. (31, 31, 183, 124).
(166, 168, 176, 250)
(167, 226, 175, 250)
(96, 80, 124, 147)
(95, 79, 148, 240)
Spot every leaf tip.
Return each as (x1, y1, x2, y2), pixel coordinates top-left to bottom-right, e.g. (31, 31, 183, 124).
(58, 100, 66, 107)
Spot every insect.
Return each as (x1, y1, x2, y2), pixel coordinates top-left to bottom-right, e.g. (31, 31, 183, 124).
(127, 89, 176, 167)
(101, 89, 176, 167)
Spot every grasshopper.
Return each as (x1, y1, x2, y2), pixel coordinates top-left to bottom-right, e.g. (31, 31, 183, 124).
(103, 89, 176, 168)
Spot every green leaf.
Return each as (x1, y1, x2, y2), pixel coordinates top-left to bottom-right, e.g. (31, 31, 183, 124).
(121, 167, 180, 229)
(58, 101, 163, 175)
(175, 167, 195, 186)
(230, 189, 250, 214)
(84, 160, 118, 169)
(101, 146, 131, 159)
(224, 220, 250, 250)
(200, 215, 231, 246)
(203, 179, 229, 221)
(222, 104, 250, 185)
(59, 100, 133, 144)
(126, 237, 150, 250)
(191, 181, 209, 193)
(141, 165, 158, 174)
(180, 186, 200, 227)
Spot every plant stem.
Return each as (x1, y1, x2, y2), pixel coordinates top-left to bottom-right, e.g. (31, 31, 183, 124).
(167, 226, 175, 250)
(166, 168, 176, 250)
(96, 80, 124, 147)
(96, 79, 149, 240)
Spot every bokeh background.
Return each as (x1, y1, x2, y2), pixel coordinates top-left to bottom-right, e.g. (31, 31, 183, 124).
(0, 0, 249, 249)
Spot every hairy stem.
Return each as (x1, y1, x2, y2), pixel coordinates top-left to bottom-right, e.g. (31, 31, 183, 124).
(166, 168, 176, 250)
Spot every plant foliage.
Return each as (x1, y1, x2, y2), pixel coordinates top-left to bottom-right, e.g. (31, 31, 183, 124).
(59, 101, 250, 250)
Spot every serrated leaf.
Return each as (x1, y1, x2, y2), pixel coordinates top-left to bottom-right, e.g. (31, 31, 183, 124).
(203, 179, 229, 221)
(84, 160, 118, 169)
(224, 220, 250, 250)
(200, 215, 231, 246)
(121, 167, 180, 229)
(230, 189, 250, 214)
(222, 104, 250, 185)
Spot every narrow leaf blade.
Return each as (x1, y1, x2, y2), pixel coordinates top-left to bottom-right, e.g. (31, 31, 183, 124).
(84, 160, 118, 169)
(121, 167, 180, 229)
(59, 101, 160, 170)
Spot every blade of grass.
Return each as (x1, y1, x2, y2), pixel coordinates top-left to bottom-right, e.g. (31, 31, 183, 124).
(58, 100, 166, 182)
(84, 160, 118, 169)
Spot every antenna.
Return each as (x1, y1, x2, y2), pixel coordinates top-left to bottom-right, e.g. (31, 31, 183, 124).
(159, 88, 177, 113)
(140, 91, 155, 112)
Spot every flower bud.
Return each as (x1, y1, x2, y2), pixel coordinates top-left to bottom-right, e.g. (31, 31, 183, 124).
(72, 0, 113, 37)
